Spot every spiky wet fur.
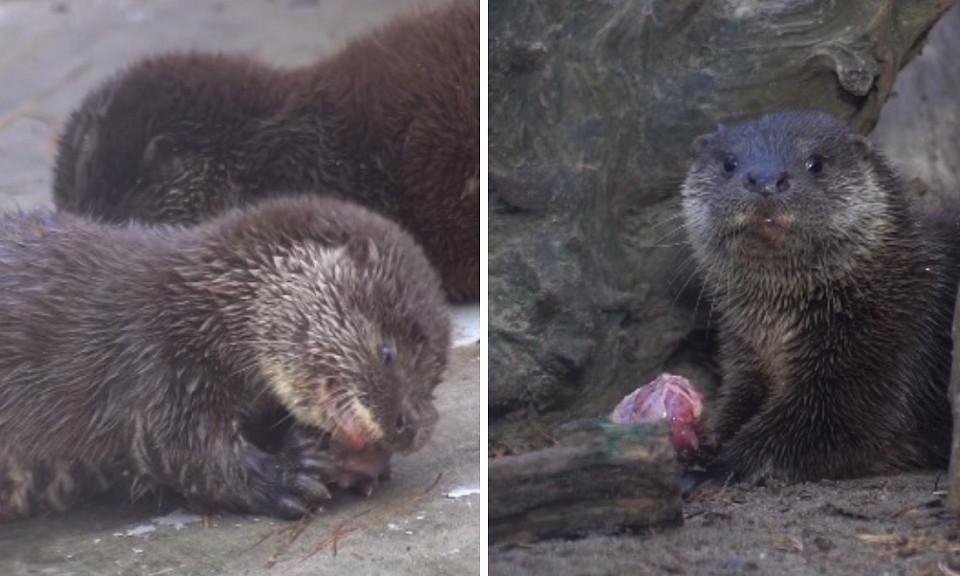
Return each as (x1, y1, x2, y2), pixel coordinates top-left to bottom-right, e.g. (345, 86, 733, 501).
(682, 110, 960, 482)
(52, 0, 480, 302)
(0, 195, 449, 519)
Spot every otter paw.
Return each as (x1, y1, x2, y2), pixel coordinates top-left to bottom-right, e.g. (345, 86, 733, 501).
(719, 435, 791, 486)
(235, 442, 332, 520)
(245, 457, 332, 520)
(267, 464, 332, 520)
(282, 426, 344, 479)
(282, 426, 392, 496)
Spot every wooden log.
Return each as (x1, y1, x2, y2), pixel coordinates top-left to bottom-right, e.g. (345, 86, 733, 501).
(489, 419, 681, 544)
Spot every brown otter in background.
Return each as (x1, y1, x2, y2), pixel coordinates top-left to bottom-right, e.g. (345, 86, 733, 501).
(0, 195, 450, 520)
(52, 0, 480, 302)
(681, 110, 960, 482)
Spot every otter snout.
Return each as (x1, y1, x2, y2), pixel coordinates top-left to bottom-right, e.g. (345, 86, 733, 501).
(393, 396, 439, 454)
(744, 167, 790, 197)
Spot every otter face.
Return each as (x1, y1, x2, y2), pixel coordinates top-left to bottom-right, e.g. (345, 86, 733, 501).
(251, 236, 450, 456)
(681, 110, 898, 276)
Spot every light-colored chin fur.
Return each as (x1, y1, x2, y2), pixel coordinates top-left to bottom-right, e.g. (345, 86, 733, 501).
(681, 168, 898, 299)
(254, 352, 385, 449)
(244, 241, 388, 448)
(332, 401, 384, 450)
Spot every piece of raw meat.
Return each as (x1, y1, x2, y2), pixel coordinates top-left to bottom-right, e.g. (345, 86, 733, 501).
(610, 373, 703, 452)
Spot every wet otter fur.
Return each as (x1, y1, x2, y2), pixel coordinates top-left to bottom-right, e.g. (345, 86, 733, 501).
(0, 195, 450, 520)
(681, 110, 960, 482)
(52, 0, 480, 302)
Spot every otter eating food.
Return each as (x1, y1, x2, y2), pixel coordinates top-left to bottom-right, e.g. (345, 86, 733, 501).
(0, 195, 450, 520)
(681, 110, 960, 482)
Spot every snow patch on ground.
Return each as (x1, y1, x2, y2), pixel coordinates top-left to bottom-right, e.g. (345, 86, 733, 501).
(450, 303, 480, 347)
(445, 486, 481, 499)
(153, 509, 203, 530)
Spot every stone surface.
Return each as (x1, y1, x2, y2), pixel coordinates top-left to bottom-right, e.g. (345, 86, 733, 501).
(873, 2, 960, 211)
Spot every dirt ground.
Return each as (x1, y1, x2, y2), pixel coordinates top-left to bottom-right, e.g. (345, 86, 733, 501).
(489, 4, 960, 576)
(0, 1, 480, 575)
(491, 471, 957, 576)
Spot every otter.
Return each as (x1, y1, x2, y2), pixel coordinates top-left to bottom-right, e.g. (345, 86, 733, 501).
(52, 0, 480, 303)
(681, 110, 960, 482)
(0, 195, 450, 520)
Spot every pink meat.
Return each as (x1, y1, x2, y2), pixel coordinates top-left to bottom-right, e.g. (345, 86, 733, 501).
(610, 373, 703, 452)
(329, 443, 393, 496)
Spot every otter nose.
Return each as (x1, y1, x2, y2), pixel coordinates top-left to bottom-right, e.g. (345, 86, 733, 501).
(744, 169, 790, 197)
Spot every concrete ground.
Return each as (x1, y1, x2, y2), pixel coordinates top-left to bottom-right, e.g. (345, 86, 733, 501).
(0, 1, 480, 575)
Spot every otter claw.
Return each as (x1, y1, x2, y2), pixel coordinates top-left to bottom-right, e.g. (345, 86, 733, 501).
(261, 467, 331, 519)
(357, 478, 377, 497)
(282, 427, 341, 475)
(291, 473, 332, 501)
(294, 454, 342, 477)
(274, 495, 311, 520)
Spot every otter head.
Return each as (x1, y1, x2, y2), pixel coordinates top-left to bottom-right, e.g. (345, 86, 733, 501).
(246, 210, 451, 456)
(681, 110, 903, 291)
(53, 58, 257, 225)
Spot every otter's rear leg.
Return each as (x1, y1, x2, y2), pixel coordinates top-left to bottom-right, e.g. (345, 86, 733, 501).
(719, 397, 887, 483)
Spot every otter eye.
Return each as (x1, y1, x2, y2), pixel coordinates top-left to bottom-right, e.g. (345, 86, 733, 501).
(722, 155, 738, 173)
(805, 154, 824, 174)
(396, 412, 407, 434)
(380, 346, 394, 367)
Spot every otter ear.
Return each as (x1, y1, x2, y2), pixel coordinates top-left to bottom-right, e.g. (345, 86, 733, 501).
(141, 134, 185, 177)
(141, 134, 175, 167)
(847, 134, 873, 160)
(71, 115, 99, 190)
(692, 133, 717, 154)
(344, 236, 380, 269)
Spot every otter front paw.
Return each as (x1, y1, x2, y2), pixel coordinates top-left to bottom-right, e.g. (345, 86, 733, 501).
(283, 426, 392, 496)
(718, 432, 792, 486)
(234, 444, 331, 520)
(267, 460, 332, 520)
